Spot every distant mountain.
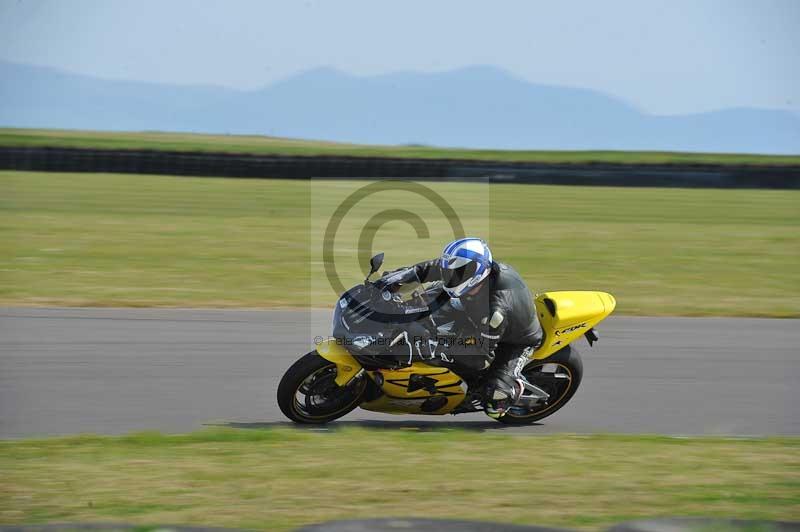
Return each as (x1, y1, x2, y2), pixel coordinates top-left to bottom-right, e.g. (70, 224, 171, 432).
(2, 61, 799, 154)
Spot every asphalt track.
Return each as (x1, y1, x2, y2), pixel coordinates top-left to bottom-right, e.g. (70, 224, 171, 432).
(0, 307, 797, 438)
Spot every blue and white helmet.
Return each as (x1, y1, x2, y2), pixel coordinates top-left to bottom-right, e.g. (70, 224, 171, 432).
(439, 238, 493, 298)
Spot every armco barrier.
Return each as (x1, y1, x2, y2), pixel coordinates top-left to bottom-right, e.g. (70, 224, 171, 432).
(1, 146, 799, 188)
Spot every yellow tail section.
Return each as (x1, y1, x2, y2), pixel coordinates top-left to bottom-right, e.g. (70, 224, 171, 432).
(533, 291, 616, 359)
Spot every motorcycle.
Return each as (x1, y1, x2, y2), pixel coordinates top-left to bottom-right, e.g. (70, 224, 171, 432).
(277, 253, 615, 425)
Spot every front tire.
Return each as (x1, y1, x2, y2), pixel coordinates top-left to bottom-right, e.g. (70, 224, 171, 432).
(277, 352, 366, 424)
(497, 344, 583, 425)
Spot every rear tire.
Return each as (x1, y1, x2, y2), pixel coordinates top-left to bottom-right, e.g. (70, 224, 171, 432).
(497, 344, 583, 425)
(277, 351, 366, 424)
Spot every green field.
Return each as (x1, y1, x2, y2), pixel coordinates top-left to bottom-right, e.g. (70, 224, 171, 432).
(2, 171, 799, 315)
(0, 429, 797, 531)
(3, 127, 800, 165)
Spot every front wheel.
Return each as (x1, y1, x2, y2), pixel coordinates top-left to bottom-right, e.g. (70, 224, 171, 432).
(277, 352, 366, 424)
(497, 344, 583, 425)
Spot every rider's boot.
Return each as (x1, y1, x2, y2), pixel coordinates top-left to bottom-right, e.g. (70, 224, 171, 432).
(484, 345, 548, 419)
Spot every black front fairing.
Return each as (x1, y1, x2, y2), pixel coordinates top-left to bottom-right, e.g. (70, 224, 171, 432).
(330, 283, 450, 367)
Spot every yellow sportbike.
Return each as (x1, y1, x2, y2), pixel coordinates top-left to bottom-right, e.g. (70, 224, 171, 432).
(278, 253, 615, 425)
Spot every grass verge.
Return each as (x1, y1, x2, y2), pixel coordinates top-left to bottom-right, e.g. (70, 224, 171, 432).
(3, 128, 800, 165)
(2, 171, 799, 315)
(1, 428, 798, 531)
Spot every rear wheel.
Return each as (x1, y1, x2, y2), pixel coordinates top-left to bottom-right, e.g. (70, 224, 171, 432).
(277, 352, 366, 424)
(497, 344, 583, 425)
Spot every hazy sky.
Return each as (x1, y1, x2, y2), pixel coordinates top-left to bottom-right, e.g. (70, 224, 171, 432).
(1, 0, 798, 115)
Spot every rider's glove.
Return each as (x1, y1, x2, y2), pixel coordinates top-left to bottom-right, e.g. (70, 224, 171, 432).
(373, 266, 420, 292)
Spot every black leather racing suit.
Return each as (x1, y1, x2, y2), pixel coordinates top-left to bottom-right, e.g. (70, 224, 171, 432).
(380, 259, 543, 392)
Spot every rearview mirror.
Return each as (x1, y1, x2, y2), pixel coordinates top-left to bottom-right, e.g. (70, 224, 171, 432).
(368, 253, 384, 277)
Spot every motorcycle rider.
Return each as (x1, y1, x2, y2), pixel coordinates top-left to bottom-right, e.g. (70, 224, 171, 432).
(375, 237, 544, 418)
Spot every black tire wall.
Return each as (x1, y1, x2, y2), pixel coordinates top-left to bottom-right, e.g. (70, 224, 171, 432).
(2, 146, 799, 188)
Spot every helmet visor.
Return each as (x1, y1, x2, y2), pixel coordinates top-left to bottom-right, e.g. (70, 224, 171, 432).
(441, 261, 478, 289)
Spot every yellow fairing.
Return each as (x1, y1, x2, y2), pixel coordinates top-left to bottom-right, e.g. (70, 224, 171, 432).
(533, 291, 616, 360)
(315, 339, 363, 386)
(360, 362, 467, 415)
